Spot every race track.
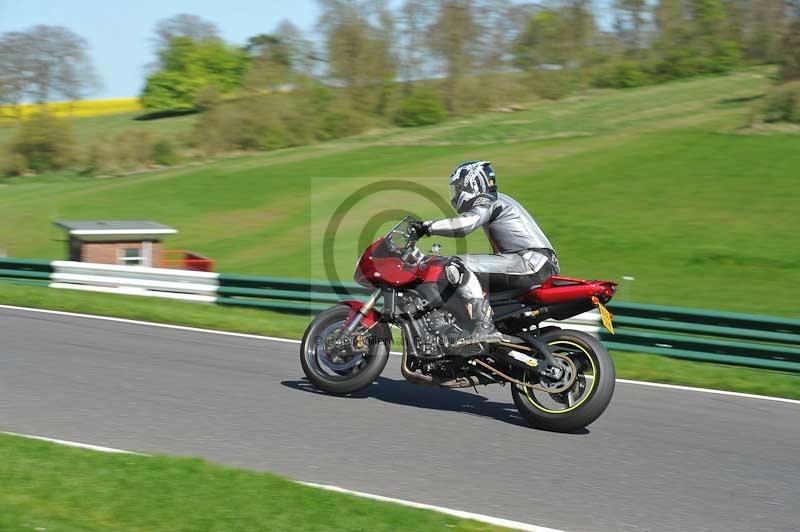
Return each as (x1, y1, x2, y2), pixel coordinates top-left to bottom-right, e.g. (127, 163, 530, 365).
(1, 306, 798, 532)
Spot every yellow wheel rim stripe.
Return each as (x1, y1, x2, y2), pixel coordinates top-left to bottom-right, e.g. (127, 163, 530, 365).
(523, 340, 597, 414)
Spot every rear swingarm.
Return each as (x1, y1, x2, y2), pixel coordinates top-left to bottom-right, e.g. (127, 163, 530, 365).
(497, 333, 562, 379)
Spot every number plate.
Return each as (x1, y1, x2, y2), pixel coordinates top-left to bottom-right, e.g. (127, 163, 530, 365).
(592, 296, 615, 335)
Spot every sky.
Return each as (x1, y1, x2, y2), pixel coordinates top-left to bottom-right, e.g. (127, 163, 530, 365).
(0, 0, 322, 99)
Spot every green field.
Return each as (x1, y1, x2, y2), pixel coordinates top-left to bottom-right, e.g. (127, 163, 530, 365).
(0, 433, 511, 532)
(1, 69, 798, 318)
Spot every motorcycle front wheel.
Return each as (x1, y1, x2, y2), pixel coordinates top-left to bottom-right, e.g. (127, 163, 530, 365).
(300, 304, 390, 395)
(511, 329, 615, 432)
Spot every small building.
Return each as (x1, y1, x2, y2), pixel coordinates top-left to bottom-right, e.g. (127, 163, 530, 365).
(54, 220, 177, 268)
(54, 220, 215, 271)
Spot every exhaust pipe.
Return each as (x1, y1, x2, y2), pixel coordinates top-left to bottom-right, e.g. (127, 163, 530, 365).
(401, 344, 479, 388)
(399, 324, 479, 389)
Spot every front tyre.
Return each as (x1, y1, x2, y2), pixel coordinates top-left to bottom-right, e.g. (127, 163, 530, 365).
(300, 304, 390, 395)
(511, 329, 615, 432)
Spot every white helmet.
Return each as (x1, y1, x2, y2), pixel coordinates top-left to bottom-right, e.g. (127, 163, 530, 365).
(449, 161, 497, 212)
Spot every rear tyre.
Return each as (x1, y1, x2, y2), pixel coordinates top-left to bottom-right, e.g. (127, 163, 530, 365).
(300, 304, 390, 395)
(511, 329, 615, 432)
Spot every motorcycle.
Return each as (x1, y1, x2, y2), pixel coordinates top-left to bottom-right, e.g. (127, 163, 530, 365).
(300, 217, 617, 432)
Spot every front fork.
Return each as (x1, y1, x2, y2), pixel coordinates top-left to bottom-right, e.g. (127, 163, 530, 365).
(340, 289, 382, 337)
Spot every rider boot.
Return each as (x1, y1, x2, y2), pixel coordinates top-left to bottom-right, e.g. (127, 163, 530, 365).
(446, 299, 503, 349)
(444, 262, 503, 349)
(466, 298, 503, 344)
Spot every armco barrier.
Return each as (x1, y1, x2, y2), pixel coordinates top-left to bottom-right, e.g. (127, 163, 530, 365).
(0, 258, 52, 287)
(602, 302, 800, 372)
(0, 258, 798, 372)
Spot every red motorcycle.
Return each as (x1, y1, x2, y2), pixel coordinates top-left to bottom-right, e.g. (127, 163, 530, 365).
(301, 217, 617, 432)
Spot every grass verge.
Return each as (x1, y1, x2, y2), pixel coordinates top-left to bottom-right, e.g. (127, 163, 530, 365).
(2, 282, 798, 399)
(0, 433, 511, 532)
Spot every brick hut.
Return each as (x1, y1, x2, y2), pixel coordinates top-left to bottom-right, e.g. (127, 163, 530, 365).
(54, 220, 177, 268)
(54, 220, 215, 271)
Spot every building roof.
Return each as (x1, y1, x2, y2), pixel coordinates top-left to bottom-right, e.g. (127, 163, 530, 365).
(54, 220, 177, 241)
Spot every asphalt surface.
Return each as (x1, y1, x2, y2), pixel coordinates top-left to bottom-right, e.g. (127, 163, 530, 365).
(1, 306, 798, 532)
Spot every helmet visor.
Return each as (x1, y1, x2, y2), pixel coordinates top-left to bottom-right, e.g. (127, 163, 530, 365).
(449, 182, 465, 209)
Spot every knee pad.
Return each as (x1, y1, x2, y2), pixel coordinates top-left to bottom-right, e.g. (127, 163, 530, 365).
(445, 257, 467, 286)
(445, 264, 462, 286)
(444, 258, 484, 300)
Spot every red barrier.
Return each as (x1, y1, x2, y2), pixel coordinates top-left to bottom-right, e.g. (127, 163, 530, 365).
(160, 250, 215, 272)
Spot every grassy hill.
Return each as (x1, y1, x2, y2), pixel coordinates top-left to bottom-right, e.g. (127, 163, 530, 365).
(1, 69, 798, 316)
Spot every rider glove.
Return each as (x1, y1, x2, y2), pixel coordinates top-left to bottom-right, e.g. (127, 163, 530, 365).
(409, 221, 431, 239)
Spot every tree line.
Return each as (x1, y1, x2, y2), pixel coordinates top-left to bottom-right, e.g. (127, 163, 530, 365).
(3, 1, 800, 177)
(136, 1, 800, 112)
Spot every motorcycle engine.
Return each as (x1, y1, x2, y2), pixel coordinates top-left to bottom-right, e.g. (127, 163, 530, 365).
(420, 309, 464, 358)
(397, 292, 462, 359)
(422, 308, 452, 333)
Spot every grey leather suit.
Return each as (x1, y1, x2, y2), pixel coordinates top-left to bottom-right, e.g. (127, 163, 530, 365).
(428, 192, 560, 293)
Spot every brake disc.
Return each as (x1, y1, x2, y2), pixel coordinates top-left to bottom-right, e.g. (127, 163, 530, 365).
(317, 323, 366, 371)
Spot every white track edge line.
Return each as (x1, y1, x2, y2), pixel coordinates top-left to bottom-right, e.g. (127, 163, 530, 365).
(1, 304, 798, 406)
(0, 304, 299, 344)
(1, 430, 565, 532)
(614, 378, 800, 404)
(298, 481, 568, 532)
(1, 431, 141, 454)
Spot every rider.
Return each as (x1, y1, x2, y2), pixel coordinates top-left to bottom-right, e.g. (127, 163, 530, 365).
(409, 161, 560, 346)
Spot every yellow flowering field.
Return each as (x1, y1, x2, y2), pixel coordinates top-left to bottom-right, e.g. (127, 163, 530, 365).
(0, 98, 142, 120)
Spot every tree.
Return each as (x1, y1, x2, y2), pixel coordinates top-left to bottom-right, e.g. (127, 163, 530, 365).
(514, 9, 570, 70)
(653, 0, 742, 77)
(784, 0, 800, 80)
(397, 0, 436, 89)
(245, 21, 314, 91)
(514, 1, 598, 69)
(27, 26, 99, 103)
(427, 0, 477, 113)
(689, 0, 742, 72)
(748, 0, 788, 63)
(562, 0, 598, 67)
(275, 19, 318, 75)
(317, 0, 396, 115)
(654, 0, 686, 51)
(245, 33, 293, 90)
(141, 36, 248, 112)
(512, 8, 577, 99)
(394, 89, 447, 126)
(472, 0, 519, 104)
(614, 0, 649, 56)
(0, 25, 99, 104)
(0, 32, 29, 111)
(9, 111, 76, 172)
(152, 14, 219, 55)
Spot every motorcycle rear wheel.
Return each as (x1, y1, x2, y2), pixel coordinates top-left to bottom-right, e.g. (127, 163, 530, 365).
(300, 304, 390, 395)
(511, 329, 615, 432)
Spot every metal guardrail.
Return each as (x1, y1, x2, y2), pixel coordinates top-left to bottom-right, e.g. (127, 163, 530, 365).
(0, 258, 53, 287)
(602, 302, 800, 372)
(1, 258, 798, 372)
